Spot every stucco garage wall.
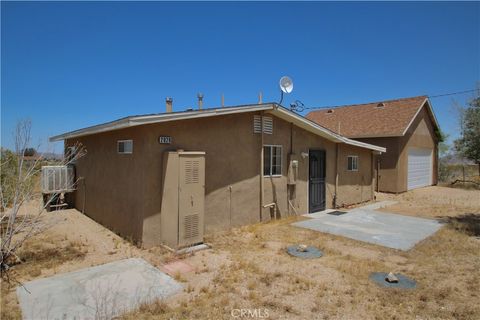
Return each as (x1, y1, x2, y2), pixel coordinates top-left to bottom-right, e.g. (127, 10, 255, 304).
(355, 137, 400, 193)
(356, 106, 438, 193)
(397, 107, 438, 192)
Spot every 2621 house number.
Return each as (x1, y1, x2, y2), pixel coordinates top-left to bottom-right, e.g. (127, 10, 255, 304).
(159, 136, 172, 144)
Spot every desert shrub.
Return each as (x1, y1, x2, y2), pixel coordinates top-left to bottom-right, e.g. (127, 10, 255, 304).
(0, 149, 19, 210)
(438, 163, 479, 184)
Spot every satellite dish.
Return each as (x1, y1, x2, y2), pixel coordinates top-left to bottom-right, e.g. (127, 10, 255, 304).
(279, 76, 293, 94)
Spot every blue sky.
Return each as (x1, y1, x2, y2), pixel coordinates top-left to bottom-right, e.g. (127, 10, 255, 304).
(1, 1, 479, 152)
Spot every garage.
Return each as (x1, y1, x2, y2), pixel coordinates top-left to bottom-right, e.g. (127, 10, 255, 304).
(407, 147, 433, 190)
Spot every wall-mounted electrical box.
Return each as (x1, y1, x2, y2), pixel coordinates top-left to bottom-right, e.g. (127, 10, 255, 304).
(160, 151, 206, 250)
(287, 154, 299, 185)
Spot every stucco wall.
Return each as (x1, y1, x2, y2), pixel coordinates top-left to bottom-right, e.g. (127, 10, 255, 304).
(356, 106, 438, 193)
(67, 111, 375, 247)
(397, 107, 438, 191)
(66, 126, 148, 244)
(336, 144, 374, 206)
(356, 137, 401, 193)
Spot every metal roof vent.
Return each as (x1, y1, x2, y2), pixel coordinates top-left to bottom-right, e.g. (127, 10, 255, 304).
(376, 103, 386, 109)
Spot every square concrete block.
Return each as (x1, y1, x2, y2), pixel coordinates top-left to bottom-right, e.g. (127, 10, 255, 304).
(17, 258, 182, 320)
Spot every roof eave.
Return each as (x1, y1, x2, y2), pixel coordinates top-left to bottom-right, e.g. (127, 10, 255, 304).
(269, 105, 386, 153)
(49, 104, 275, 142)
(50, 102, 386, 153)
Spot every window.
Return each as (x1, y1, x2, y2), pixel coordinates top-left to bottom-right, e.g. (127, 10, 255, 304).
(264, 145, 282, 176)
(117, 140, 133, 154)
(254, 116, 273, 134)
(347, 155, 358, 171)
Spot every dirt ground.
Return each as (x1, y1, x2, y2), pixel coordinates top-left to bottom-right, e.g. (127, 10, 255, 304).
(2, 186, 479, 320)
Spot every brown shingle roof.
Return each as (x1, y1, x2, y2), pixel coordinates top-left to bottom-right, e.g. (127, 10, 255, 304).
(305, 96, 430, 138)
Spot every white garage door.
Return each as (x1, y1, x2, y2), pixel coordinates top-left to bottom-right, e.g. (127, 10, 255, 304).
(407, 147, 433, 190)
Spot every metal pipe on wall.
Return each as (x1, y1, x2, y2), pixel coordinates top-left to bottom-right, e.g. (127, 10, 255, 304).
(334, 144, 339, 208)
(259, 111, 264, 222)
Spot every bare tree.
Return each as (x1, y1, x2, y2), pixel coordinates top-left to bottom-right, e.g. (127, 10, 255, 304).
(0, 119, 85, 280)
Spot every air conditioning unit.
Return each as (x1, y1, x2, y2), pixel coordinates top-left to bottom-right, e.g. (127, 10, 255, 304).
(41, 165, 76, 211)
(41, 165, 75, 194)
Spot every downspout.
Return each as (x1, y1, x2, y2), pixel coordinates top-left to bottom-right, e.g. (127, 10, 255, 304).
(376, 157, 380, 192)
(334, 144, 339, 208)
(259, 111, 264, 222)
(288, 122, 293, 216)
(371, 152, 374, 200)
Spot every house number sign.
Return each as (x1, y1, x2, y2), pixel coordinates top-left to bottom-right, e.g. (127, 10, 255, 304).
(159, 136, 172, 144)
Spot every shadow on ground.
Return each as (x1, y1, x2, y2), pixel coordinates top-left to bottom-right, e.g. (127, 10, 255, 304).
(437, 213, 480, 236)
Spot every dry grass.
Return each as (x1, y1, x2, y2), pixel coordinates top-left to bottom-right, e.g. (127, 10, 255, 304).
(123, 187, 480, 320)
(1, 235, 87, 320)
(2, 187, 479, 319)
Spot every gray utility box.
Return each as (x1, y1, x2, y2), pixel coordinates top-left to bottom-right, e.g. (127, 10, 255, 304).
(160, 151, 205, 250)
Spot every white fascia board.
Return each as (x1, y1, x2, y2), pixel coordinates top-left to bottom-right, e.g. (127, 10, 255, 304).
(340, 138, 386, 153)
(49, 104, 274, 142)
(401, 98, 440, 136)
(49, 118, 131, 142)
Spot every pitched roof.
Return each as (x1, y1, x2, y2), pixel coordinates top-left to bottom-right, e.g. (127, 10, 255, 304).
(306, 96, 439, 138)
(50, 103, 386, 152)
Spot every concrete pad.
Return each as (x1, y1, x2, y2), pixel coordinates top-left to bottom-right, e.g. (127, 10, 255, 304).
(302, 201, 398, 219)
(16, 258, 182, 320)
(292, 209, 442, 251)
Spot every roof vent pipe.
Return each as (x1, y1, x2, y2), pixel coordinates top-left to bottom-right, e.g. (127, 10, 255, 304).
(197, 93, 204, 110)
(166, 97, 173, 113)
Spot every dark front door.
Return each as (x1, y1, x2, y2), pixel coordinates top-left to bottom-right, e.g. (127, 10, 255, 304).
(309, 150, 326, 213)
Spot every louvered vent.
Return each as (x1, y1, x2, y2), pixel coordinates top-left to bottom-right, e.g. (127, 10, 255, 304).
(263, 117, 273, 134)
(184, 160, 200, 184)
(184, 214, 199, 239)
(253, 115, 273, 134)
(253, 115, 262, 133)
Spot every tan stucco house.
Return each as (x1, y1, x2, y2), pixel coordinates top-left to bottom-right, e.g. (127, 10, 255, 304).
(51, 102, 385, 248)
(306, 96, 440, 193)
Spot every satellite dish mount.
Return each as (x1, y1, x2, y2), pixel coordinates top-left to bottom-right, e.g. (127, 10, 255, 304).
(279, 76, 293, 105)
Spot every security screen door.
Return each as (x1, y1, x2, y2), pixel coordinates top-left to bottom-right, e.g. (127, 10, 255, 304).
(309, 150, 326, 213)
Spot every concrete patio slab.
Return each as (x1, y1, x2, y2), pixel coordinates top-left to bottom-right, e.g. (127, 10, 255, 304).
(16, 258, 182, 320)
(293, 209, 442, 250)
(302, 201, 398, 219)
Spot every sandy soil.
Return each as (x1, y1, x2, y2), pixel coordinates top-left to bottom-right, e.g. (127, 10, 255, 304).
(2, 186, 479, 320)
(377, 186, 480, 219)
